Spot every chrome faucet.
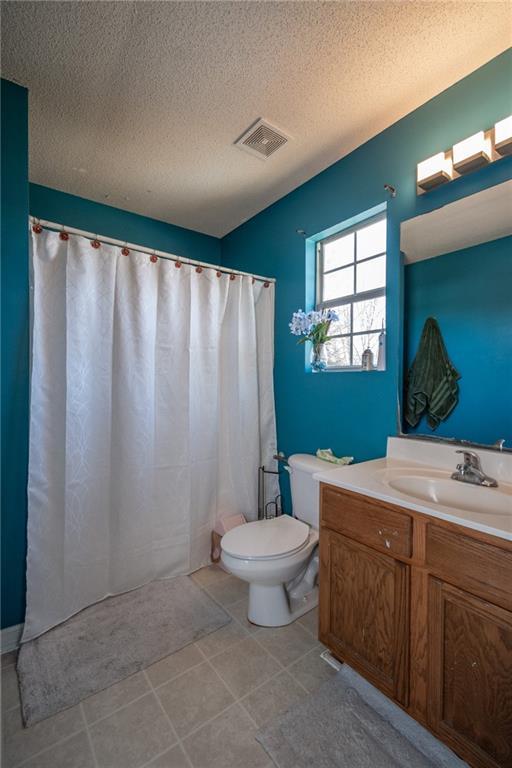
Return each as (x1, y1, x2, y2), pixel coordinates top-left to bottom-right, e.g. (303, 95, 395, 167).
(451, 450, 498, 488)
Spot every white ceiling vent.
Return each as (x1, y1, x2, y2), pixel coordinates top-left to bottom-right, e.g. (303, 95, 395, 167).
(235, 118, 290, 160)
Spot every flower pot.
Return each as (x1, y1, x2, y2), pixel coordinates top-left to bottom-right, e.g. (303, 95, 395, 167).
(311, 343, 328, 372)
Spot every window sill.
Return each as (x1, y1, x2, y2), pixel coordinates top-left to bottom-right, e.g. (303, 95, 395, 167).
(309, 366, 387, 373)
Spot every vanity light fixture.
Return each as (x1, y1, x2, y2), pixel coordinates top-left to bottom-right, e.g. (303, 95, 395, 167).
(494, 115, 512, 156)
(417, 115, 512, 195)
(417, 152, 452, 191)
(452, 131, 492, 174)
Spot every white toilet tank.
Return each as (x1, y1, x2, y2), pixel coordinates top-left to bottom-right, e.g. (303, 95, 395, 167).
(288, 454, 338, 529)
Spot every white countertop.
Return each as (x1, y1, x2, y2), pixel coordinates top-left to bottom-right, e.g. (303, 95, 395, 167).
(313, 440, 512, 542)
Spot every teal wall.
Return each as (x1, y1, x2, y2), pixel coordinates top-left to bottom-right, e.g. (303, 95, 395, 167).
(1, 80, 30, 631)
(404, 235, 512, 445)
(221, 49, 512, 509)
(30, 184, 221, 264)
(1, 79, 221, 629)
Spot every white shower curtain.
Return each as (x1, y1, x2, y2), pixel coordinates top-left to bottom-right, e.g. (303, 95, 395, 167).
(23, 228, 278, 640)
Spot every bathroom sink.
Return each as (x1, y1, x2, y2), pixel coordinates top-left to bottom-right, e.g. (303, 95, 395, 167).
(384, 472, 512, 516)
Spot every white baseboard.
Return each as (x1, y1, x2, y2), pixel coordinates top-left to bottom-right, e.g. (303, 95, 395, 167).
(1, 623, 24, 654)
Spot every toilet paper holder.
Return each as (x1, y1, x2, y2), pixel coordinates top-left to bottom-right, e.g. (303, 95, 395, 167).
(258, 462, 283, 520)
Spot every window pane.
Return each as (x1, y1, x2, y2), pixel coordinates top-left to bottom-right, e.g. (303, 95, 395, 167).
(323, 266, 354, 301)
(353, 296, 385, 333)
(356, 254, 385, 293)
(357, 218, 386, 261)
(325, 336, 351, 368)
(328, 304, 351, 335)
(323, 232, 354, 272)
(352, 332, 381, 367)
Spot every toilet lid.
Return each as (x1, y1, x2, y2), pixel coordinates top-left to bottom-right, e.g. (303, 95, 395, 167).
(221, 515, 310, 560)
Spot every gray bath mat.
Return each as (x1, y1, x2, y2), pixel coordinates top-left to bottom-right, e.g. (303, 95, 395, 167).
(257, 664, 467, 768)
(17, 576, 231, 726)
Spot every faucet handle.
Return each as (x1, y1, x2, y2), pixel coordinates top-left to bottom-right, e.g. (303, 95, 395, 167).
(453, 449, 498, 487)
(455, 449, 482, 470)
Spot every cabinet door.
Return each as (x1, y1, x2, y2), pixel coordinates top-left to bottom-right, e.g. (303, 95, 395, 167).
(319, 529, 409, 705)
(429, 578, 512, 768)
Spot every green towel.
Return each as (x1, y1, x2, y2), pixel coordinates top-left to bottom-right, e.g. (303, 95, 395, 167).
(405, 317, 460, 430)
(316, 449, 353, 465)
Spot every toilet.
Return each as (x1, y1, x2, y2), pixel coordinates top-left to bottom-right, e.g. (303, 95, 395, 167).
(220, 454, 338, 627)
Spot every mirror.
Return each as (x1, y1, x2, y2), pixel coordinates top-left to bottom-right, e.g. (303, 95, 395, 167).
(400, 179, 512, 450)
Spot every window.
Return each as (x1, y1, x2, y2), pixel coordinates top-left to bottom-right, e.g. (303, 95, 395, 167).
(316, 214, 386, 369)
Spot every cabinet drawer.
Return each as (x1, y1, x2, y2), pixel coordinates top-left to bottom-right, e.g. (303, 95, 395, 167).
(321, 485, 412, 558)
(426, 524, 512, 611)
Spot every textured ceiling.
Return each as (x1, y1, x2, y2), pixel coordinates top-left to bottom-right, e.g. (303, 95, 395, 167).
(2, 2, 511, 237)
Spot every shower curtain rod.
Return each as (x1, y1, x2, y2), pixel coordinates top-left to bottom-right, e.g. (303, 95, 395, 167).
(29, 216, 276, 284)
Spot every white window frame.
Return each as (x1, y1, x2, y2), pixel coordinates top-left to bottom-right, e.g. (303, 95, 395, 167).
(316, 212, 386, 370)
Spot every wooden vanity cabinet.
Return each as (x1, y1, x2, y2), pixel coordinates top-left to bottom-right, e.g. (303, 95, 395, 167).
(319, 528, 410, 705)
(428, 580, 512, 768)
(319, 483, 512, 768)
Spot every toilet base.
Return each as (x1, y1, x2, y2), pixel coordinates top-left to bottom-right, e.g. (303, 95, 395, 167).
(247, 583, 318, 627)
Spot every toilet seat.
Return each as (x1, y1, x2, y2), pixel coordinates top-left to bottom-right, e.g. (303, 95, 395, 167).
(221, 515, 310, 561)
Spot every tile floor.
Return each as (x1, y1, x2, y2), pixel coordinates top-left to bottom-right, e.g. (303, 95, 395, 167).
(1, 566, 336, 768)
